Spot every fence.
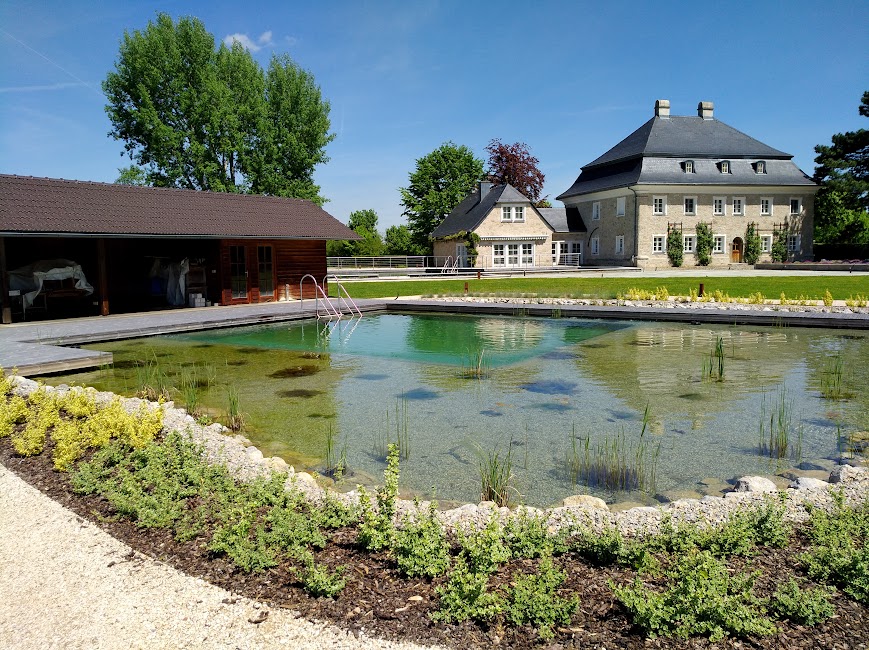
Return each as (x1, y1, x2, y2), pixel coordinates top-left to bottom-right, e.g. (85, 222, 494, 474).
(327, 253, 584, 272)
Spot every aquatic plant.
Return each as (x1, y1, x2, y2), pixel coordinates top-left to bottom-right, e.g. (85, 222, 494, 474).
(820, 353, 853, 400)
(758, 386, 802, 460)
(225, 385, 245, 432)
(323, 423, 346, 480)
(459, 348, 489, 380)
(134, 356, 171, 401)
(179, 366, 202, 417)
(477, 441, 515, 507)
(702, 336, 725, 381)
(382, 398, 411, 460)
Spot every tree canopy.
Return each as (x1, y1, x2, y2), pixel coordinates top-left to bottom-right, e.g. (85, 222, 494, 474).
(485, 139, 546, 204)
(384, 224, 419, 255)
(399, 142, 485, 253)
(103, 13, 334, 204)
(813, 91, 869, 243)
(327, 209, 384, 257)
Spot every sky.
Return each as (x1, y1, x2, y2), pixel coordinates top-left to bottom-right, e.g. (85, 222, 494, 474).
(1, 0, 867, 231)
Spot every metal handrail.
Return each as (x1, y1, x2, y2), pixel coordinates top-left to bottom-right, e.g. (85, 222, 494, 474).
(323, 274, 363, 317)
(300, 274, 341, 319)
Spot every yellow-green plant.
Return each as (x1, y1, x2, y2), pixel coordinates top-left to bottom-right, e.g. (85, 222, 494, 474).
(654, 286, 669, 300)
(823, 289, 834, 307)
(0, 367, 15, 398)
(0, 395, 29, 438)
(747, 292, 765, 305)
(12, 388, 60, 457)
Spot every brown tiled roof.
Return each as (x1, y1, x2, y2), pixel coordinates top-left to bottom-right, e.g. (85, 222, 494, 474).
(0, 175, 359, 240)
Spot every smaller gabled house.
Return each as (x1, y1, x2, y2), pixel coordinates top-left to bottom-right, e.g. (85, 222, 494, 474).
(432, 182, 586, 268)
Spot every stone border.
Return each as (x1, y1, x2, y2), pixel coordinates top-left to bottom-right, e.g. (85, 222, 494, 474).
(8, 377, 869, 540)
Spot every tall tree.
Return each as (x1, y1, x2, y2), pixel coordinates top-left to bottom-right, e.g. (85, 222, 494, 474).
(327, 210, 384, 257)
(384, 224, 419, 255)
(103, 13, 333, 204)
(813, 91, 869, 243)
(399, 142, 485, 253)
(115, 165, 147, 186)
(485, 139, 546, 204)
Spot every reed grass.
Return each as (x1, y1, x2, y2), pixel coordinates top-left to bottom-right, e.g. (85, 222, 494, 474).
(179, 366, 202, 417)
(702, 336, 725, 381)
(477, 441, 515, 506)
(225, 385, 245, 432)
(459, 349, 489, 379)
(377, 398, 410, 461)
(324, 423, 347, 480)
(133, 356, 171, 402)
(758, 386, 802, 460)
(820, 354, 853, 400)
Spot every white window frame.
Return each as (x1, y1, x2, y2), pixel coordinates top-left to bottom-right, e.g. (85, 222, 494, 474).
(520, 242, 534, 266)
(507, 243, 520, 265)
(514, 206, 524, 222)
(787, 234, 800, 254)
(713, 234, 726, 254)
(790, 198, 802, 215)
(683, 235, 695, 254)
(592, 201, 601, 220)
(720, 160, 731, 174)
(501, 206, 512, 222)
(732, 197, 745, 216)
(591, 237, 600, 255)
(653, 196, 667, 215)
(713, 196, 726, 216)
(684, 160, 694, 173)
(616, 196, 626, 217)
(755, 161, 766, 174)
(761, 235, 772, 253)
(760, 197, 772, 216)
(615, 235, 624, 255)
(493, 243, 506, 266)
(683, 196, 697, 216)
(500, 205, 525, 223)
(652, 235, 665, 254)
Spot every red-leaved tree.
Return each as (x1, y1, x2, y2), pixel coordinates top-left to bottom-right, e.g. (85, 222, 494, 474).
(485, 139, 546, 204)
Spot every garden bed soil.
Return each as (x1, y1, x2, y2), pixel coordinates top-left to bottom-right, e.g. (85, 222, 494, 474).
(1, 441, 868, 649)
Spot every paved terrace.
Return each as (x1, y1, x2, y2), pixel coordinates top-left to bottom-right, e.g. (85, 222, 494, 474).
(1, 298, 868, 376)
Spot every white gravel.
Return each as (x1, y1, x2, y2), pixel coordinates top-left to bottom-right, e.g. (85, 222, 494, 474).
(0, 464, 441, 650)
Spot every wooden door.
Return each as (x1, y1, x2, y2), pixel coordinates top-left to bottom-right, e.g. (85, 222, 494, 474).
(229, 245, 248, 301)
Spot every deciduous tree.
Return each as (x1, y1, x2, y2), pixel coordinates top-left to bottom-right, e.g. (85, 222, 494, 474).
(399, 142, 485, 253)
(103, 13, 333, 204)
(485, 139, 546, 204)
(384, 224, 419, 255)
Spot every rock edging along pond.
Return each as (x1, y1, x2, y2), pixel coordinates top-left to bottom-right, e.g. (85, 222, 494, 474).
(8, 376, 869, 537)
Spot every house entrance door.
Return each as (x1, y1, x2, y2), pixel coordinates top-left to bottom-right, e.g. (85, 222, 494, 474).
(731, 237, 744, 263)
(456, 243, 468, 267)
(229, 245, 248, 300)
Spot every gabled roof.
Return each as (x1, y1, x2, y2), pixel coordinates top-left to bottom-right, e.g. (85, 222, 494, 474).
(432, 183, 534, 238)
(0, 175, 359, 240)
(558, 112, 816, 200)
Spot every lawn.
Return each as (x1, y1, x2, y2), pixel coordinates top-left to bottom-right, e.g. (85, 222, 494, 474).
(334, 275, 869, 301)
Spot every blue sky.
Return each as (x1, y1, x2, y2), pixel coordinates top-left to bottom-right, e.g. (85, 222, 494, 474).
(1, 0, 867, 230)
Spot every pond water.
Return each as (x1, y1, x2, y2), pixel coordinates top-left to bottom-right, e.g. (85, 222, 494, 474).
(47, 313, 869, 507)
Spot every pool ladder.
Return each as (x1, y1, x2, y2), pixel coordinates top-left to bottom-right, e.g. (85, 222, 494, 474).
(299, 274, 363, 319)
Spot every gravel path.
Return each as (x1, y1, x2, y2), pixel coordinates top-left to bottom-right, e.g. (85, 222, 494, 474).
(0, 465, 440, 650)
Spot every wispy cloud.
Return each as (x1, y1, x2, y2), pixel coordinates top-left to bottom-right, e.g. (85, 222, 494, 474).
(223, 30, 274, 52)
(0, 81, 89, 93)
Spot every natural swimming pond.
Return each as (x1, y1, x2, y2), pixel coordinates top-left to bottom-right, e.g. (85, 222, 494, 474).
(47, 313, 869, 507)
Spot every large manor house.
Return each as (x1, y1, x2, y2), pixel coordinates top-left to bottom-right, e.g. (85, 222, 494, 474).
(433, 100, 817, 269)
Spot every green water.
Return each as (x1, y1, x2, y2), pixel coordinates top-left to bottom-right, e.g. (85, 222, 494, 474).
(47, 313, 869, 507)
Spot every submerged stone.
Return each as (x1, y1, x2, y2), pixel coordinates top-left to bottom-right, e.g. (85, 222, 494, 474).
(269, 365, 320, 378)
(398, 388, 440, 400)
(277, 389, 323, 399)
(521, 379, 579, 395)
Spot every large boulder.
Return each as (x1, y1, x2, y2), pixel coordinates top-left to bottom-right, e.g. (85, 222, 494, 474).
(829, 465, 867, 484)
(789, 477, 829, 490)
(733, 476, 778, 493)
(561, 494, 608, 510)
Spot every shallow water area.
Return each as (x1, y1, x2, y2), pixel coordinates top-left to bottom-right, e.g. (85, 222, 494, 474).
(47, 312, 869, 507)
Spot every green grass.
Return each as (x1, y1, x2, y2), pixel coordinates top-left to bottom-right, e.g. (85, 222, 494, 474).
(333, 276, 869, 301)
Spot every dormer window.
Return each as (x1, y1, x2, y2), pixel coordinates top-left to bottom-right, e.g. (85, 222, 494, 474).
(683, 160, 695, 173)
(719, 160, 731, 174)
(755, 161, 766, 174)
(501, 205, 524, 222)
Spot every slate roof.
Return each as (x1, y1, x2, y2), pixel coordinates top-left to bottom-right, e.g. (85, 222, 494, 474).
(0, 175, 359, 240)
(537, 207, 587, 234)
(558, 114, 816, 200)
(432, 183, 536, 238)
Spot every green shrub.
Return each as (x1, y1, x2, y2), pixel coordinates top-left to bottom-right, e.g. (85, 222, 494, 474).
(572, 525, 658, 573)
(695, 223, 713, 266)
(393, 502, 450, 578)
(770, 578, 835, 625)
(771, 230, 788, 262)
(293, 549, 346, 598)
(503, 510, 568, 559)
(457, 515, 511, 574)
(506, 556, 578, 640)
(0, 395, 28, 438)
(612, 550, 776, 641)
(431, 557, 504, 623)
(744, 223, 762, 265)
(357, 443, 400, 551)
(666, 227, 683, 267)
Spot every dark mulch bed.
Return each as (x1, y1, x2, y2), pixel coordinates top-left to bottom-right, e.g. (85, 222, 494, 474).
(2, 441, 867, 649)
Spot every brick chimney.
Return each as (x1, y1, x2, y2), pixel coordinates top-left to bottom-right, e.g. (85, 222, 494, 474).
(698, 101, 714, 120)
(654, 99, 670, 119)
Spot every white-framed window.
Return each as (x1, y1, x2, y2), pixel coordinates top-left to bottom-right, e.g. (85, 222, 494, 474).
(755, 161, 766, 174)
(521, 243, 534, 265)
(652, 235, 665, 253)
(683, 235, 696, 253)
(616, 196, 626, 217)
(591, 237, 600, 255)
(713, 196, 726, 216)
(787, 234, 800, 253)
(493, 244, 505, 266)
(713, 235, 726, 254)
(684, 160, 695, 173)
(760, 197, 772, 216)
(615, 235, 624, 254)
(732, 197, 745, 216)
(501, 206, 512, 222)
(507, 243, 519, 265)
(683, 196, 697, 215)
(653, 196, 667, 215)
(500, 205, 525, 222)
(592, 201, 601, 220)
(720, 160, 731, 174)
(790, 198, 802, 215)
(761, 236, 772, 253)
(514, 206, 524, 222)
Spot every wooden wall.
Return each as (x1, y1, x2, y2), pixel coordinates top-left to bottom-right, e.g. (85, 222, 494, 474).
(218, 239, 327, 305)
